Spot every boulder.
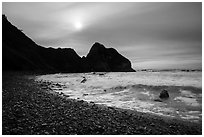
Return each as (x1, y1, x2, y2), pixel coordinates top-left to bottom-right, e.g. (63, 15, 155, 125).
(159, 89, 169, 99)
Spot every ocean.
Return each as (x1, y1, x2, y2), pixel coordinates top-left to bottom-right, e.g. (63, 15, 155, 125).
(36, 71, 202, 123)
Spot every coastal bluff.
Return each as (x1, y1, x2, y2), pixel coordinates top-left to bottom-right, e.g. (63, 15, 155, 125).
(3, 15, 135, 73)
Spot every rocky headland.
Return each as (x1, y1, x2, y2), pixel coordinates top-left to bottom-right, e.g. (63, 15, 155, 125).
(2, 15, 135, 73)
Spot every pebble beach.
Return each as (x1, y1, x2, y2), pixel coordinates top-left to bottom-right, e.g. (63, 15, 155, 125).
(2, 72, 202, 135)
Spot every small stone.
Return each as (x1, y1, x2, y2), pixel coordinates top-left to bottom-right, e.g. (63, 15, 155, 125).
(154, 99, 162, 102)
(83, 93, 88, 96)
(56, 83, 61, 87)
(42, 123, 48, 126)
(44, 131, 49, 134)
(64, 94, 70, 97)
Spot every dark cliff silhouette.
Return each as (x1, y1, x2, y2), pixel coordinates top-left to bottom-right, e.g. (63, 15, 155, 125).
(2, 15, 135, 73)
(86, 42, 135, 72)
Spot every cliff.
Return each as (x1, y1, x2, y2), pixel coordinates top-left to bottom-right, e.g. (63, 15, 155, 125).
(2, 15, 135, 73)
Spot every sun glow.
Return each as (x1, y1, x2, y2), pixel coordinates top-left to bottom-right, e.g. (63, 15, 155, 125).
(74, 21, 83, 30)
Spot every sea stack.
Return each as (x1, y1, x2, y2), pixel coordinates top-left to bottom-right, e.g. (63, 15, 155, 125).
(86, 42, 135, 72)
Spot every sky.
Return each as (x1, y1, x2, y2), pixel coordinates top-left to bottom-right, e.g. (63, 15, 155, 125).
(2, 2, 202, 70)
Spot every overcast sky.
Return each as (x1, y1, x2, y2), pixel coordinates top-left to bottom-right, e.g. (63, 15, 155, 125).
(2, 2, 202, 70)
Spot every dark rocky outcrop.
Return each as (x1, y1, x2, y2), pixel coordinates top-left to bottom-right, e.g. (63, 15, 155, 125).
(2, 15, 82, 72)
(2, 15, 135, 73)
(86, 42, 135, 72)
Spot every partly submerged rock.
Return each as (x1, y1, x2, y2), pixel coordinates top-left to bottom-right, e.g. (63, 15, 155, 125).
(159, 89, 169, 99)
(81, 77, 87, 83)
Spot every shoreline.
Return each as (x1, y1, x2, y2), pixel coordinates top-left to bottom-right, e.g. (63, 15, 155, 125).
(2, 72, 202, 135)
(36, 72, 202, 123)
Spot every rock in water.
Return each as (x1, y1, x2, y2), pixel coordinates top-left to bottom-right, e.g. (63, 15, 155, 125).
(159, 89, 169, 99)
(81, 77, 87, 83)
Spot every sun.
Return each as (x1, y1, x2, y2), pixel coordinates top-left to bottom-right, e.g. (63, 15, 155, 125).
(74, 21, 83, 30)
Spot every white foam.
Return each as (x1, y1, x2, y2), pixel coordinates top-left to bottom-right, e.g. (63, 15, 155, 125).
(188, 111, 200, 114)
(36, 72, 202, 122)
(180, 90, 196, 98)
(141, 91, 151, 96)
(36, 71, 202, 89)
(181, 115, 200, 120)
(174, 96, 200, 107)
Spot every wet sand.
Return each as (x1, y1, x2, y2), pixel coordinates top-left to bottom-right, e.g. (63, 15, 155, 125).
(2, 72, 202, 135)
